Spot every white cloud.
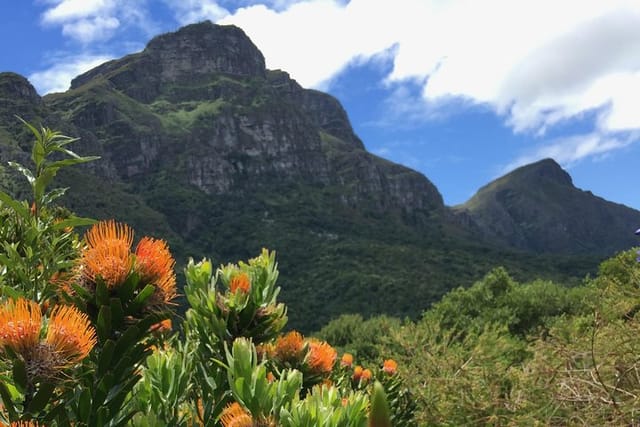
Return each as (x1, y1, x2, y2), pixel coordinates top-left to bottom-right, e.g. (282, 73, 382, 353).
(28, 54, 114, 94)
(39, 0, 155, 43)
(164, 0, 229, 25)
(33, 0, 640, 166)
(61, 16, 120, 43)
(501, 131, 637, 174)
(210, 0, 640, 163)
(41, 0, 116, 23)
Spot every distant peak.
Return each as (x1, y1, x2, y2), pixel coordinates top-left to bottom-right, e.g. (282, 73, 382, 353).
(510, 158, 573, 187)
(0, 72, 41, 101)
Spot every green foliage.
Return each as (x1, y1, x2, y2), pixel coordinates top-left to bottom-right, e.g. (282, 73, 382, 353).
(316, 314, 400, 364)
(279, 385, 369, 427)
(0, 119, 96, 303)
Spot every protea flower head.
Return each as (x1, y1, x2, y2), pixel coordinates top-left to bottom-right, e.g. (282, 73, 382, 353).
(229, 272, 251, 294)
(135, 237, 174, 285)
(382, 359, 398, 375)
(306, 339, 337, 375)
(0, 298, 42, 355)
(220, 402, 253, 427)
(81, 220, 134, 288)
(45, 304, 97, 366)
(274, 331, 305, 365)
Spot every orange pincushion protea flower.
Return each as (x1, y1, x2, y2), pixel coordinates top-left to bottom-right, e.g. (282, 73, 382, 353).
(149, 318, 172, 334)
(340, 352, 353, 368)
(135, 237, 175, 284)
(274, 331, 305, 365)
(81, 220, 134, 288)
(220, 402, 253, 427)
(383, 358, 398, 375)
(307, 339, 337, 375)
(10, 421, 41, 427)
(0, 298, 42, 355)
(151, 271, 177, 307)
(361, 368, 372, 383)
(135, 236, 177, 307)
(229, 272, 251, 294)
(353, 365, 364, 381)
(45, 305, 96, 365)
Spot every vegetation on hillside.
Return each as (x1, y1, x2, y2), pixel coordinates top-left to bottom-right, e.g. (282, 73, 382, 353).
(322, 248, 640, 425)
(0, 122, 405, 425)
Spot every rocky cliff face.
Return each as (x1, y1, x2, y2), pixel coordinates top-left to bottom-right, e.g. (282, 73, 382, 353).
(47, 21, 444, 217)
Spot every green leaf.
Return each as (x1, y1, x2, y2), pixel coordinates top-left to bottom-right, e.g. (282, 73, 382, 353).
(95, 279, 110, 306)
(0, 381, 17, 419)
(78, 388, 92, 421)
(131, 284, 156, 311)
(0, 285, 22, 299)
(48, 156, 101, 170)
(368, 381, 392, 427)
(98, 339, 116, 376)
(8, 161, 35, 185)
(41, 187, 68, 205)
(26, 381, 56, 414)
(97, 305, 113, 339)
(114, 325, 142, 357)
(34, 167, 58, 203)
(12, 358, 27, 394)
(0, 190, 30, 219)
(109, 298, 125, 329)
(96, 406, 109, 427)
(52, 216, 97, 230)
(32, 136, 45, 169)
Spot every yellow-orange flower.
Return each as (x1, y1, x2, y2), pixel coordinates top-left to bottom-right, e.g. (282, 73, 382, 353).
(150, 318, 172, 334)
(307, 339, 337, 375)
(274, 331, 305, 364)
(0, 298, 42, 355)
(81, 220, 134, 288)
(135, 237, 175, 284)
(361, 368, 372, 383)
(229, 272, 251, 294)
(383, 359, 398, 375)
(220, 402, 253, 427)
(353, 365, 363, 381)
(340, 352, 353, 368)
(266, 371, 276, 383)
(45, 304, 96, 365)
(151, 272, 178, 306)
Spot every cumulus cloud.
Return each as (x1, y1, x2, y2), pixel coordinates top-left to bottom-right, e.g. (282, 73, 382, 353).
(166, 0, 229, 25)
(39, 0, 157, 43)
(501, 131, 637, 174)
(208, 0, 640, 165)
(28, 54, 114, 94)
(35, 0, 640, 166)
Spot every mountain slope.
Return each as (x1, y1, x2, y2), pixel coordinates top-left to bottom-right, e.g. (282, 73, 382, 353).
(454, 158, 640, 254)
(0, 22, 634, 330)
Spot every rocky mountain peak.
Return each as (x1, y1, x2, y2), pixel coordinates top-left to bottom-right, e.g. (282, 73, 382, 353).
(513, 158, 573, 187)
(0, 72, 41, 103)
(70, 22, 266, 98)
(144, 21, 266, 80)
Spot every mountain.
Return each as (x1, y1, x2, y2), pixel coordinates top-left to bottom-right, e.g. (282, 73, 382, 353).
(0, 22, 637, 331)
(454, 159, 640, 254)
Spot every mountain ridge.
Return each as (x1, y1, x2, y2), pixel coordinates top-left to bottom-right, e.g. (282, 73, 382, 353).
(0, 22, 637, 330)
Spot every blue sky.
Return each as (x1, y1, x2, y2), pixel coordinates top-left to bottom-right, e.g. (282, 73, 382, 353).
(1, 0, 639, 209)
